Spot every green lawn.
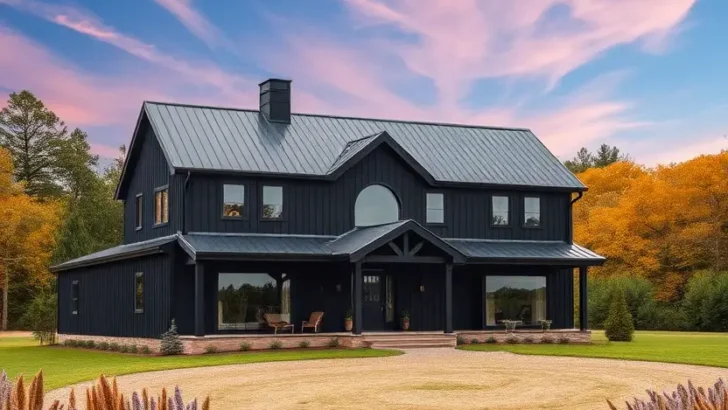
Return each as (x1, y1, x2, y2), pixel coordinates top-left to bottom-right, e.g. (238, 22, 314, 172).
(460, 331, 728, 368)
(0, 337, 400, 390)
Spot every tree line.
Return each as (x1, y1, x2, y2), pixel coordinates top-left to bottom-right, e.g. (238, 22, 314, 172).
(567, 144, 728, 330)
(0, 91, 124, 330)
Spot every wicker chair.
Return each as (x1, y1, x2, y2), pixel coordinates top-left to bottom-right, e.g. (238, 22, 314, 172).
(301, 312, 324, 333)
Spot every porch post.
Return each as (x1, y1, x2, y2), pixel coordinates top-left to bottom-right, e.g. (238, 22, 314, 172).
(194, 262, 206, 337)
(445, 263, 453, 334)
(579, 266, 588, 331)
(354, 261, 363, 335)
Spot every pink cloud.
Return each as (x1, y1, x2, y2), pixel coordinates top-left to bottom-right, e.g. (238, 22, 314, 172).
(343, 0, 696, 101)
(153, 0, 231, 49)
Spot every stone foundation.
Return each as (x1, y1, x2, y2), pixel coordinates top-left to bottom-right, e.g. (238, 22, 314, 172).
(456, 329, 591, 344)
(57, 333, 367, 355)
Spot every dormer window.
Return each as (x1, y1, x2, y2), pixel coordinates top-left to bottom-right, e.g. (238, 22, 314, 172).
(491, 196, 509, 226)
(524, 196, 541, 227)
(223, 184, 245, 218)
(262, 185, 283, 219)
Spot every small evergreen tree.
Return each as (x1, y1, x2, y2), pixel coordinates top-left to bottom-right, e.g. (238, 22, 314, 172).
(160, 319, 183, 355)
(604, 288, 635, 342)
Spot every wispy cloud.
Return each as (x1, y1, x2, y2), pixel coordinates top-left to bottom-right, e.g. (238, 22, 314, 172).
(152, 0, 231, 49)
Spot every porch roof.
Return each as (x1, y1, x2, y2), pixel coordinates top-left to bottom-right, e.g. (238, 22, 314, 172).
(50, 235, 178, 272)
(445, 238, 605, 266)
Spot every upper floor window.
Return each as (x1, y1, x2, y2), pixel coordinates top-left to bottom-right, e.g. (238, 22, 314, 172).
(154, 186, 169, 226)
(426, 193, 444, 224)
(262, 185, 283, 219)
(524, 196, 541, 227)
(492, 196, 509, 226)
(71, 280, 79, 315)
(135, 194, 143, 230)
(135, 272, 144, 313)
(355, 184, 399, 227)
(223, 184, 245, 218)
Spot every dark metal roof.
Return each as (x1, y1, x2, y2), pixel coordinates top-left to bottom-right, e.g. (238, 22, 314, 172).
(445, 239, 605, 265)
(179, 232, 335, 260)
(142, 102, 586, 190)
(51, 235, 178, 272)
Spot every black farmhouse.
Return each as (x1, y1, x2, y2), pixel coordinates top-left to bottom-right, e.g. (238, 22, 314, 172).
(52, 79, 604, 349)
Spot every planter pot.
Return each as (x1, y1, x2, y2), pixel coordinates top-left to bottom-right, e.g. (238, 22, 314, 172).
(344, 319, 353, 332)
(401, 318, 410, 331)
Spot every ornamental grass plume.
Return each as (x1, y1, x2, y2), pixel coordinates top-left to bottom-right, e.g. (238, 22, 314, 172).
(0, 370, 210, 410)
(607, 378, 728, 410)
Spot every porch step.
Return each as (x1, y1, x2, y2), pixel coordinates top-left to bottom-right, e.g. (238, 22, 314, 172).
(362, 333, 457, 349)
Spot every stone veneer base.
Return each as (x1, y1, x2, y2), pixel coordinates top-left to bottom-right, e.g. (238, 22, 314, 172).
(57, 329, 590, 355)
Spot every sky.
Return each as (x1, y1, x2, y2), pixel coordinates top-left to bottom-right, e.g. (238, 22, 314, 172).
(1, 0, 726, 166)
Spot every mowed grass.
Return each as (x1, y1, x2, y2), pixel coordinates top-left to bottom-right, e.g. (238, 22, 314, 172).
(460, 331, 728, 368)
(0, 337, 401, 390)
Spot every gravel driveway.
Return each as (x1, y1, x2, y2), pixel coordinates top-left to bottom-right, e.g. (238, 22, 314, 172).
(46, 349, 726, 410)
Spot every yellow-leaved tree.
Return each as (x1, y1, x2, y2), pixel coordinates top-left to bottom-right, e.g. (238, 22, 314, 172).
(0, 148, 61, 330)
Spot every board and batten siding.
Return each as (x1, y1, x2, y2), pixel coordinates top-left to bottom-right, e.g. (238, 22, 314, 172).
(183, 145, 571, 241)
(57, 253, 174, 338)
(123, 127, 181, 244)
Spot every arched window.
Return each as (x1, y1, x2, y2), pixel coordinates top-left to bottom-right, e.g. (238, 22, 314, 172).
(355, 185, 400, 227)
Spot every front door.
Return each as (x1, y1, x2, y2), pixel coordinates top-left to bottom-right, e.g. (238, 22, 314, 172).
(363, 273, 396, 330)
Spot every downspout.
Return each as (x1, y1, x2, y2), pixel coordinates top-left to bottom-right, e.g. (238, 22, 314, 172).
(567, 191, 584, 244)
(181, 171, 191, 235)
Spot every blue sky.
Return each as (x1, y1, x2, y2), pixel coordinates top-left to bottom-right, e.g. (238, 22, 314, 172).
(1, 0, 726, 165)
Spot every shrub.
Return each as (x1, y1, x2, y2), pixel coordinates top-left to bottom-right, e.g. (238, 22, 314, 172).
(298, 340, 310, 348)
(19, 292, 57, 345)
(204, 345, 218, 354)
(558, 336, 570, 344)
(522, 336, 534, 344)
(109, 342, 120, 351)
(604, 288, 635, 342)
(683, 271, 728, 332)
(160, 319, 184, 356)
(470, 338, 479, 345)
(607, 377, 727, 410)
(0, 370, 211, 410)
(64, 339, 77, 347)
(98, 341, 110, 350)
(119, 344, 129, 353)
(269, 340, 283, 349)
(485, 336, 497, 344)
(327, 337, 340, 348)
(84, 340, 95, 349)
(505, 336, 518, 344)
(240, 342, 251, 351)
(129, 344, 139, 354)
(140, 345, 152, 355)
(541, 336, 554, 344)
(456, 335, 466, 345)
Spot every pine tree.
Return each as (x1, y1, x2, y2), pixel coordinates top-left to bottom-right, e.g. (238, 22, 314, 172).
(160, 319, 183, 355)
(604, 288, 635, 342)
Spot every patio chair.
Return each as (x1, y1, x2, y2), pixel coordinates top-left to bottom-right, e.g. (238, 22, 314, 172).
(301, 311, 324, 333)
(263, 313, 294, 334)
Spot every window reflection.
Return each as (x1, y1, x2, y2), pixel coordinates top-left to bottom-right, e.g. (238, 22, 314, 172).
(355, 185, 399, 227)
(485, 276, 546, 326)
(217, 273, 279, 331)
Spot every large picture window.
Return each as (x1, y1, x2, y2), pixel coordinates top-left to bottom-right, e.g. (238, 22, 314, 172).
(217, 273, 280, 331)
(485, 276, 546, 326)
(355, 185, 399, 227)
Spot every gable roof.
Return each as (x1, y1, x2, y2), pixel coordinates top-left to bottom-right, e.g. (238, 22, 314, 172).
(134, 102, 585, 191)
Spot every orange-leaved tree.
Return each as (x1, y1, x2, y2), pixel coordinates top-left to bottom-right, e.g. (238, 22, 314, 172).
(0, 148, 61, 330)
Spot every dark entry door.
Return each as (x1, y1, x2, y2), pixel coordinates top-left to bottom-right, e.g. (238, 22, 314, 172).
(363, 274, 385, 330)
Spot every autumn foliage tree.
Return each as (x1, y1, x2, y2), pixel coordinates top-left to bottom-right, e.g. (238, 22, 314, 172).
(574, 153, 728, 301)
(0, 148, 60, 330)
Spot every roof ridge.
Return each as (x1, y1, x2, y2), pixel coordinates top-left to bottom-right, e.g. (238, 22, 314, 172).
(143, 101, 532, 132)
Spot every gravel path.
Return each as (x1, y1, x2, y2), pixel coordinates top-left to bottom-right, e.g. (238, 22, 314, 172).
(46, 349, 726, 410)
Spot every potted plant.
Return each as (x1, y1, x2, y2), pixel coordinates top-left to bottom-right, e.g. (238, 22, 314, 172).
(400, 309, 410, 330)
(344, 308, 353, 331)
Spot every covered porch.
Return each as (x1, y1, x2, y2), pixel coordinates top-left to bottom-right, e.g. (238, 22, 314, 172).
(175, 220, 603, 338)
